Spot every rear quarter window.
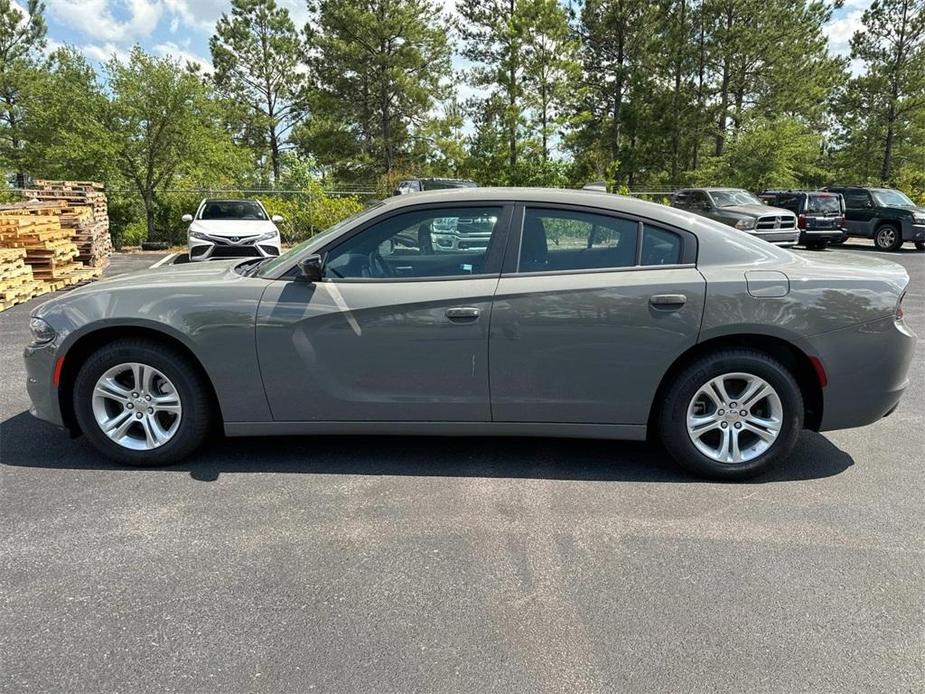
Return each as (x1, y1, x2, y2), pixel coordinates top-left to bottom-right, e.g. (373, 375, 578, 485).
(641, 225, 683, 266)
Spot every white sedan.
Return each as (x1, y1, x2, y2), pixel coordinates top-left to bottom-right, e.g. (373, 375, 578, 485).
(182, 199, 282, 261)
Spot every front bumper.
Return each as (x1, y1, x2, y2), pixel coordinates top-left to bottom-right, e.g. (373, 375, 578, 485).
(23, 339, 64, 428)
(748, 229, 800, 246)
(901, 220, 925, 242)
(189, 235, 282, 261)
(814, 314, 917, 431)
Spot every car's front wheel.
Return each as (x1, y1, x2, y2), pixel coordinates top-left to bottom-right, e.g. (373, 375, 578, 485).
(874, 224, 903, 251)
(73, 339, 212, 466)
(659, 350, 803, 480)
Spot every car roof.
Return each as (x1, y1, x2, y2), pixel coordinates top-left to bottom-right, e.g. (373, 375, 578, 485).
(377, 186, 693, 221)
(201, 198, 263, 204)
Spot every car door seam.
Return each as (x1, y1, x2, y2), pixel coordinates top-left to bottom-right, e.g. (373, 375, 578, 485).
(253, 281, 279, 421)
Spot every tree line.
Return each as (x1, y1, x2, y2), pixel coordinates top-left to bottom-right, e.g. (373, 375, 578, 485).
(1, 0, 923, 242)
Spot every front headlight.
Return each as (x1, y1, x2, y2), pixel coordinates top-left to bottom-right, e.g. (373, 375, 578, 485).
(29, 316, 57, 344)
(734, 218, 756, 230)
(189, 230, 210, 241)
(255, 230, 280, 242)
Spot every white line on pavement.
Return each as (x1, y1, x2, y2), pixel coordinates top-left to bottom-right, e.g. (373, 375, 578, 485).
(149, 253, 178, 268)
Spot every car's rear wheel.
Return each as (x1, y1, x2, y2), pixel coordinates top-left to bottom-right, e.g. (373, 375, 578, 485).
(73, 339, 211, 466)
(915, 241, 924, 251)
(659, 350, 803, 480)
(874, 224, 903, 251)
(805, 241, 828, 250)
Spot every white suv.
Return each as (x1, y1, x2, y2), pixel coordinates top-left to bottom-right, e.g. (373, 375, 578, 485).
(183, 199, 283, 261)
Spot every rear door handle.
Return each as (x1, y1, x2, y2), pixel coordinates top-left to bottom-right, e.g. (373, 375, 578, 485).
(649, 294, 687, 309)
(445, 306, 481, 322)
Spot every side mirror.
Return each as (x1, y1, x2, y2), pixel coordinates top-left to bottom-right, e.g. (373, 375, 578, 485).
(298, 254, 324, 282)
(181, 214, 193, 223)
(271, 214, 284, 223)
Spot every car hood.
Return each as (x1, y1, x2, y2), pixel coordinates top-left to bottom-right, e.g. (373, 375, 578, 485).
(33, 259, 247, 315)
(188, 219, 278, 237)
(717, 204, 794, 218)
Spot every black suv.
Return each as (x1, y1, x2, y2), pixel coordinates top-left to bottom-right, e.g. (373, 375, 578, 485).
(758, 190, 847, 250)
(393, 178, 478, 196)
(822, 186, 925, 251)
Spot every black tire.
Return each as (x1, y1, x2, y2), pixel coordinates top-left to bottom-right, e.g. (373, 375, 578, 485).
(874, 224, 903, 251)
(805, 241, 828, 251)
(73, 338, 212, 466)
(658, 350, 803, 480)
(829, 232, 847, 245)
(915, 241, 925, 251)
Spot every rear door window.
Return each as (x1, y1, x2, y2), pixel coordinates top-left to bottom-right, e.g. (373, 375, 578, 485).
(843, 190, 871, 209)
(519, 208, 638, 273)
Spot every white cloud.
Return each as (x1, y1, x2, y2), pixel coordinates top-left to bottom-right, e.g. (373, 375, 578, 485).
(79, 41, 132, 64)
(163, 0, 310, 35)
(153, 40, 212, 71)
(46, 0, 163, 43)
(823, 10, 865, 55)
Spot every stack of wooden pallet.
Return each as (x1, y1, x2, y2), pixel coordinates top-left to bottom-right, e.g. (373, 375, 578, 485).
(0, 202, 100, 294)
(0, 248, 44, 311)
(20, 180, 112, 269)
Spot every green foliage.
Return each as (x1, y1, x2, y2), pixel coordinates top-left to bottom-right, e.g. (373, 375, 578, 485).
(694, 117, 827, 190)
(17, 47, 111, 181)
(831, 0, 925, 184)
(303, 0, 453, 178)
(0, 0, 47, 186)
(104, 48, 246, 240)
(210, 0, 305, 184)
(4, 0, 925, 231)
(261, 184, 365, 243)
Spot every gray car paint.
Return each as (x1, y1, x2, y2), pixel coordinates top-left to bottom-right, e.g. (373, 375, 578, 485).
(24, 187, 915, 441)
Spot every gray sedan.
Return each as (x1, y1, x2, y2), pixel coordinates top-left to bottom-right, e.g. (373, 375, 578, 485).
(23, 189, 916, 479)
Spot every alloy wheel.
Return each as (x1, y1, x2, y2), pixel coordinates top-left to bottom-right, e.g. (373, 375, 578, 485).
(876, 227, 896, 249)
(686, 372, 783, 464)
(91, 362, 182, 450)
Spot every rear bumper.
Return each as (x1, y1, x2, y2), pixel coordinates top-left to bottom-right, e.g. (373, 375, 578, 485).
(799, 229, 844, 244)
(813, 315, 916, 431)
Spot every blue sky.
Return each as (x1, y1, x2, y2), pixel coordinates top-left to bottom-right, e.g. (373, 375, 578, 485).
(26, 0, 872, 78)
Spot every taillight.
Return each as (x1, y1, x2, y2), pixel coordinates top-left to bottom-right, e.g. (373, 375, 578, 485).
(836, 216, 844, 228)
(797, 214, 806, 228)
(896, 290, 906, 320)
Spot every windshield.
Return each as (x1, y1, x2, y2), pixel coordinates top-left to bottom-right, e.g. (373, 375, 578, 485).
(709, 190, 764, 207)
(872, 189, 915, 207)
(199, 200, 267, 220)
(806, 194, 842, 213)
(255, 202, 385, 278)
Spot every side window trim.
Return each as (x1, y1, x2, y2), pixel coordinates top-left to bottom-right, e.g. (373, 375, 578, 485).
(314, 201, 515, 282)
(502, 202, 696, 277)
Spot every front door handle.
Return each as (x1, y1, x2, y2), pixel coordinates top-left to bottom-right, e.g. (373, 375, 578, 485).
(445, 306, 481, 322)
(649, 294, 687, 309)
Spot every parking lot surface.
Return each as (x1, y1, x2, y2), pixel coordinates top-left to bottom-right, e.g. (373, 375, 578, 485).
(1, 243, 923, 692)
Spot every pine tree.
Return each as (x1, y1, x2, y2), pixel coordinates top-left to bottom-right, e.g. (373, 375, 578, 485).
(210, 0, 306, 184)
(0, 0, 46, 188)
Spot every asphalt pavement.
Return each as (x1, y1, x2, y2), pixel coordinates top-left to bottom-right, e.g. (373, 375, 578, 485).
(1, 242, 923, 692)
